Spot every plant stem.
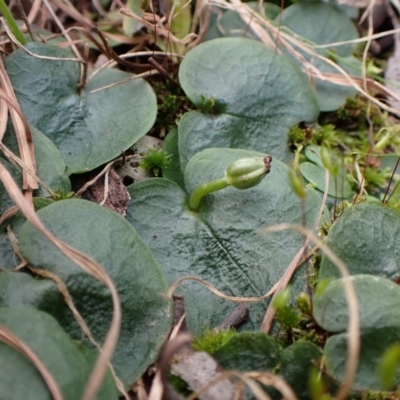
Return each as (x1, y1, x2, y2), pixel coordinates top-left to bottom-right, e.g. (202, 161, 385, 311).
(0, 0, 26, 45)
(188, 177, 228, 212)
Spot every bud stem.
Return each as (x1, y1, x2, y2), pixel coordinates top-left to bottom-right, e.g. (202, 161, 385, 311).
(188, 178, 228, 212)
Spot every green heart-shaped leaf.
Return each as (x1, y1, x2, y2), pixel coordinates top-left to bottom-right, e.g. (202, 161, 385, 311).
(319, 203, 400, 280)
(17, 199, 172, 386)
(314, 275, 400, 390)
(126, 148, 326, 334)
(213, 332, 281, 399)
(178, 38, 319, 166)
(213, 332, 281, 371)
(299, 161, 352, 199)
(280, 341, 322, 400)
(279, 3, 360, 111)
(204, 3, 280, 41)
(5, 43, 157, 174)
(0, 307, 118, 399)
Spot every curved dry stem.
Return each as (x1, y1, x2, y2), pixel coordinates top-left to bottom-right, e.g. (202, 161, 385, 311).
(167, 275, 277, 303)
(0, 164, 122, 400)
(148, 332, 192, 400)
(0, 205, 18, 225)
(120, 7, 197, 45)
(187, 369, 298, 400)
(30, 268, 129, 400)
(88, 69, 158, 93)
(0, 325, 64, 400)
(260, 223, 359, 400)
(0, 141, 55, 197)
(1, 20, 83, 63)
(260, 168, 330, 332)
(0, 61, 37, 193)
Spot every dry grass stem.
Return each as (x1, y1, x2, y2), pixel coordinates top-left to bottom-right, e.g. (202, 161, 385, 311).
(260, 224, 359, 400)
(0, 58, 37, 194)
(148, 333, 192, 400)
(0, 141, 56, 197)
(1, 19, 84, 62)
(73, 154, 140, 197)
(167, 275, 275, 303)
(6, 224, 26, 267)
(27, 0, 43, 23)
(49, 0, 94, 28)
(0, 163, 122, 400)
(120, 8, 197, 46)
(88, 69, 158, 93)
(0, 324, 64, 400)
(30, 268, 129, 400)
(0, 205, 18, 225)
(99, 169, 111, 206)
(210, 0, 400, 116)
(186, 370, 297, 400)
(260, 168, 330, 333)
(240, 378, 272, 400)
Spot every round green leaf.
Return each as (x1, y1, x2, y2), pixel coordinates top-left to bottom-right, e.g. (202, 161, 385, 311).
(312, 56, 361, 112)
(314, 275, 400, 332)
(0, 307, 118, 400)
(213, 332, 281, 399)
(304, 145, 324, 167)
(299, 161, 352, 198)
(279, 3, 358, 57)
(213, 332, 281, 371)
(178, 38, 319, 166)
(205, 3, 281, 41)
(5, 43, 157, 174)
(31, 127, 71, 196)
(0, 272, 62, 309)
(325, 330, 400, 391)
(126, 148, 326, 333)
(314, 275, 400, 391)
(279, 3, 360, 111)
(319, 203, 400, 280)
(18, 199, 172, 386)
(280, 341, 322, 400)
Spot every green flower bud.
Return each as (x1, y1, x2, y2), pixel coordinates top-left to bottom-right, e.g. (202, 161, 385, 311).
(188, 155, 272, 212)
(374, 129, 391, 151)
(288, 169, 306, 200)
(272, 287, 291, 311)
(225, 156, 272, 190)
(320, 145, 335, 176)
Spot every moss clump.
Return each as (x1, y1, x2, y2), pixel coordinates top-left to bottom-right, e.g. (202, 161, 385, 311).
(192, 327, 236, 355)
(139, 149, 172, 176)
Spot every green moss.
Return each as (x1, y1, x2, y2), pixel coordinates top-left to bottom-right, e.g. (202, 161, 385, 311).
(152, 79, 189, 130)
(192, 327, 237, 355)
(198, 95, 216, 113)
(139, 148, 172, 176)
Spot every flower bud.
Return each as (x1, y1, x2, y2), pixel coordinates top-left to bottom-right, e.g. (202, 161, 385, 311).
(374, 129, 391, 151)
(225, 155, 272, 190)
(288, 169, 306, 200)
